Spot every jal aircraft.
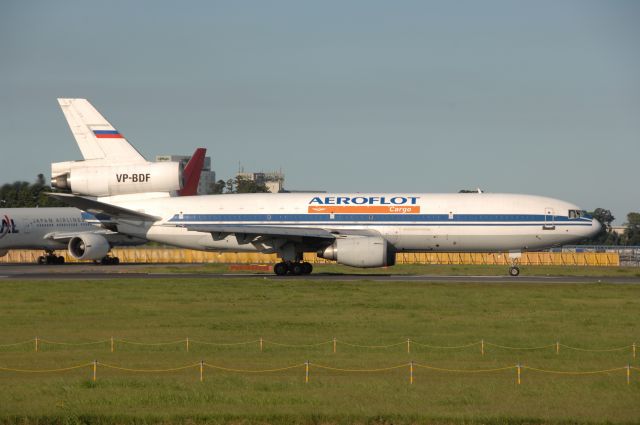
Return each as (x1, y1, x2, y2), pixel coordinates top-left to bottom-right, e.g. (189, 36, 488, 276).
(50, 98, 601, 276)
(0, 208, 143, 264)
(1, 100, 207, 264)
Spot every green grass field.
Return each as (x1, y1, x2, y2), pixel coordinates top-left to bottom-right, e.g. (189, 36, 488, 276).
(141, 263, 640, 277)
(0, 277, 639, 424)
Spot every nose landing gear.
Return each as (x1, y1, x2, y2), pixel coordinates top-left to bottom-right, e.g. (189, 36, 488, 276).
(507, 251, 522, 277)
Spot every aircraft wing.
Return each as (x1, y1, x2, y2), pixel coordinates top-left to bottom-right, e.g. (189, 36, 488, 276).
(47, 193, 160, 221)
(44, 229, 118, 241)
(57, 98, 146, 163)
(178, 224, 337, 240)
(168, 223, 382, 247)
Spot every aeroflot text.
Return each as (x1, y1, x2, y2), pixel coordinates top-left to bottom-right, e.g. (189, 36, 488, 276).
(309, 196, 420, 205)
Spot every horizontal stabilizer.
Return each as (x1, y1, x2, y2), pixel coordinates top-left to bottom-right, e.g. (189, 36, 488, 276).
(47, 193, 160, 221)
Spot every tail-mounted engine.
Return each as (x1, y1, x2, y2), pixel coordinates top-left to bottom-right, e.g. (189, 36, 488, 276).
(51, 160, 183, 197)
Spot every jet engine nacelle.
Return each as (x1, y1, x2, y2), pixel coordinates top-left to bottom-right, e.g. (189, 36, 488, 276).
(68, 233, 110, 261)
(318, 236, 396, 268)
(51, 161, 182, 197)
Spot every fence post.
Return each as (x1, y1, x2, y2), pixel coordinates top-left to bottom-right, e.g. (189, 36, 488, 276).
(333, 337, 336, 354)
(627, 364, 631, 385)
(260, 337, 263, 352)
(200, 360, 204, 382)
(410, 361, 414, 385)
(481, 339, 484, 356)
(633, 342, 636, 359)
(186, 337, 190, 353)
(110, 337, 114, 353)
(93, 360, 97, 382)
(556, 341, 559, 355)
(305, 361, 309, 383)
(35, 336, 39, 353)
(517, 364, 521, 385)
(407, 338, 411, 354)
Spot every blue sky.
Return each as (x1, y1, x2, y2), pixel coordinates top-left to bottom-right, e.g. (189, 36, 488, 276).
(1, 1, 638, 222)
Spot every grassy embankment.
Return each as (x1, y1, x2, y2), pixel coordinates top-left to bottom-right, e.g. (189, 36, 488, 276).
(0, 278, 639, 424)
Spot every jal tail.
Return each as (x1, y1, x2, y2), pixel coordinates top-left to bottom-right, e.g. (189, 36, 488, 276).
(178, 148, 207, 196)
(57, 98, 146, 164)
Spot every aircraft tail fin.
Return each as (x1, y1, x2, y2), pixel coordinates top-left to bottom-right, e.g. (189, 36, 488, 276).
(178, 148, 207, 196)
(57, 98, 146, 163)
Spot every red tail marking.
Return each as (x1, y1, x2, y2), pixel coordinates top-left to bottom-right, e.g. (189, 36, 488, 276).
(178, 148, 206, 196)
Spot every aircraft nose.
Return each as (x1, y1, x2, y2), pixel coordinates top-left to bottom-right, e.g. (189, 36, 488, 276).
(590, 219, 602, 236)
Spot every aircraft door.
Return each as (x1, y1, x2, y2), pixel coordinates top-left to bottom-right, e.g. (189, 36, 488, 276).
(20, 217, 31, 234)
(543, 207, 555, 230)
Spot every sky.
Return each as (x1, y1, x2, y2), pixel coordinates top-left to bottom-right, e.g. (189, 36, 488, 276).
(1, 0, 638, 222)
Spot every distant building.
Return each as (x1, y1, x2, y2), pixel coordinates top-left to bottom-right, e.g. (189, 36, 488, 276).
(611, 226, 627, 236)
(156, 154, 216, 195)
(237, 170, 285, 193)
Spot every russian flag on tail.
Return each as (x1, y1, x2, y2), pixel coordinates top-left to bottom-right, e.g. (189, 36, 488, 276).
(93, 130, 124, 139)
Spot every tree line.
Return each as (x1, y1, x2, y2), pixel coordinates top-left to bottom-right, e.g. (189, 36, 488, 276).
(1, 176, 637, 245)
(0, 174, 269, 209)
(588, 208, 640, 246)
(208, 176, 270, 194)
(0, 174, 65, 208)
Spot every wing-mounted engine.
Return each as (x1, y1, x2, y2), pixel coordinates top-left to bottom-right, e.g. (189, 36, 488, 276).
(318, 236, 396, 268)
(68, 233, 111, 260)
(51, 160, 183, 197)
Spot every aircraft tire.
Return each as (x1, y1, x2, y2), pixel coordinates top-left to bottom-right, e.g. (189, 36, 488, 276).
(37, 256, 46, 265)
(56, 256, 65, 265)
(301, 262, 313, 275)
(112, 257, 120, 265)
(509, 266, 520, 277)
(290, 263, 303, 276)
(274, 262, 288, 276)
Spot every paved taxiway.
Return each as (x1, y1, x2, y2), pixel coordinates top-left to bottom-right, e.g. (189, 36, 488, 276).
(0, 264, 638, 284)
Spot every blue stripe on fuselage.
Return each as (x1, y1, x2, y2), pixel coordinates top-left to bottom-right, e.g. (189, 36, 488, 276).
(167, 213, 592, 225)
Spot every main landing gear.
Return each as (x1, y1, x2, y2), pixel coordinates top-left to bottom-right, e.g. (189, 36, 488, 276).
(274, 261, 313, 276)
(94, 256, 120, 265)
(509, 266, 520, 277)
(37, 251, 65, 265)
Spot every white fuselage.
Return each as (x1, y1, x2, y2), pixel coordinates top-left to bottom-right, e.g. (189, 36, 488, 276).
(109, 192, 600, 253)
(0, 208, 138, 253)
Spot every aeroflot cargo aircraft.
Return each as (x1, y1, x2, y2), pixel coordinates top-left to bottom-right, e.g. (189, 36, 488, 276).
(50, 99, 601, 276)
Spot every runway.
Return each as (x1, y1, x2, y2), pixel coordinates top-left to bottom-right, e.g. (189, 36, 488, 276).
(1, 264, 639, 284)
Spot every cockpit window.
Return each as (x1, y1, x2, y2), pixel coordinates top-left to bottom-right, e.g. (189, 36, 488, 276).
(568, 209, 589, 219)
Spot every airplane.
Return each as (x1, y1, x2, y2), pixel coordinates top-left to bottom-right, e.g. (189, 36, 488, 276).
(1, 137, 207, 265)
(49, 99, 602, 276)
(0, 208, 143, 264)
